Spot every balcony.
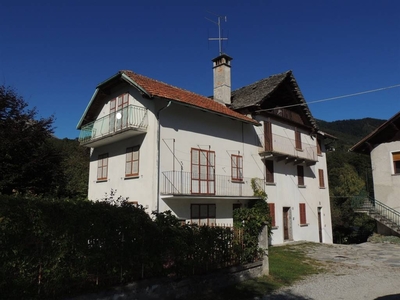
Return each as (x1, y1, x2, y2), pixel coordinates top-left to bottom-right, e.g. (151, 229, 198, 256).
(258, 133, 318, 165)
(79, 105, 148, 147)
(161, 171, 263, 198)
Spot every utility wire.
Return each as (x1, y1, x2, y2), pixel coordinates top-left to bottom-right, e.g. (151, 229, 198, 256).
(256, 83, 400, 112)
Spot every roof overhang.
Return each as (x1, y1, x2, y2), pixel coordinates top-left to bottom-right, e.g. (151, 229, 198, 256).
(350, 111, 400, 154)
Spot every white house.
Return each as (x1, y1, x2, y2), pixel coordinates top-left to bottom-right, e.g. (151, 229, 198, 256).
(77, 54, 333, 244)
(350, 112, 400, 235)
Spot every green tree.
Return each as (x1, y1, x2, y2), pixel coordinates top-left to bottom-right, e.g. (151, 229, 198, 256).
(0, 85, 58, 195)
(51, 138, 89, 199)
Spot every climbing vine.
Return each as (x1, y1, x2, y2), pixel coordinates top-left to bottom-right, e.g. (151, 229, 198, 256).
(233, 178, 272, 262)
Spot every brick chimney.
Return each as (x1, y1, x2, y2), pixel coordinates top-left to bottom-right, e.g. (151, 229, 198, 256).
(212, 54, 232, 105)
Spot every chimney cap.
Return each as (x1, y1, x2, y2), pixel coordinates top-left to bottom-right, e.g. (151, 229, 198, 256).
(212, 53, 233, 62)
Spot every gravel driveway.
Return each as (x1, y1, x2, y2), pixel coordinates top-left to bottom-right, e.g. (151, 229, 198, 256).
(263, 242, 400, 300)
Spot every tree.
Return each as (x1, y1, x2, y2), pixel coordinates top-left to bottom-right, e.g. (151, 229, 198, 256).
(0, 85, 59, 195)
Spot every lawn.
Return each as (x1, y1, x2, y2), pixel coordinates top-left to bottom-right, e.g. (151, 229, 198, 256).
(190, 243, 324, 300)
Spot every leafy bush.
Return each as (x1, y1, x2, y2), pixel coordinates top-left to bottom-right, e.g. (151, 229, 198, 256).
(233, 179, 271, 262)
(0, 195, 250, 299)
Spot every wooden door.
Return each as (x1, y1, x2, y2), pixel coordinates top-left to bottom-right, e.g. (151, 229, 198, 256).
(283, 207, 290, 240)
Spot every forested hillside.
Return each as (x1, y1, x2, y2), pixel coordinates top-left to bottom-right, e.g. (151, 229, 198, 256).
(317, 118, 385, 150)
(317, 117, 386, 243)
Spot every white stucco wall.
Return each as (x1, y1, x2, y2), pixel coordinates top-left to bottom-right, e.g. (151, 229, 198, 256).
(85, 89, 333, 245)
(371, 141, 400, 211)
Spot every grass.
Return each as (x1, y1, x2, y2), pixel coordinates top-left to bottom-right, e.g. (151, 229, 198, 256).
(190, 243, 324, 300)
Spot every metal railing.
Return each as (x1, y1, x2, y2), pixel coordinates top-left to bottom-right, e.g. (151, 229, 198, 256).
(161, 171, 262, 197)
(79, 105, 148, 144)
(352, 196, 400, 228)
(258, 133, 318, 161)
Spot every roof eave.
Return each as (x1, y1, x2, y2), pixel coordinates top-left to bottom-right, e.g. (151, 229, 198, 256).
(76, 88, 99, 129)
(76, 72, 152, 129)
(158, 97, 260, 126)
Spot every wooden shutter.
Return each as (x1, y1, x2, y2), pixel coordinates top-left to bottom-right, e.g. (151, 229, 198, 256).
(393, 152, 400, 162)
(264, 121, 272, 151)
(268, 203, 276, 227)
(265, 160, 274, 183)
(318, 169, 325, 188)
(299, 203, 306, 224)
(297, 165, 304, 186)
(295, 128, 302, 150)
(97, 153, 108, 180)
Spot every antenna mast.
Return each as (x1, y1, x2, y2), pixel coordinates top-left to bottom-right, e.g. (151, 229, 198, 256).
(206, 12, 228, 55)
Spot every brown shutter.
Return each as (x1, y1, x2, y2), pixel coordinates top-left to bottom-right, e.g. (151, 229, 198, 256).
(297, 165, 304, 186)
(318, 169, 325, 188)
(265, 160, 274, 183)
(295, 128, 302, 150)
(317, 138, 322, 155)
(393, 152, 400, 161)
(268, 203, 276, 227)
(264, 121, 272, 151)
(299, 203, 306, 224)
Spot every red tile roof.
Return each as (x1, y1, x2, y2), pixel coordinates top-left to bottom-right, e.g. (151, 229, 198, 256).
(121, 70, 259, 125)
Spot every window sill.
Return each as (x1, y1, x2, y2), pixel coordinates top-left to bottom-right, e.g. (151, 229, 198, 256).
(265, 182, 276, 186)
(392, 173, 400, 176)
(300, 223, 309, 227)
(298, 185, 307, 188)
(295, 148, 304, 152)
(96, 179, 108, 183)
(125, 175, 139, 180)
(317, 154, 323, 157)
(271, 226, 279, 230)
(319, 186, 326, 189)
(231, 179, 244, 183)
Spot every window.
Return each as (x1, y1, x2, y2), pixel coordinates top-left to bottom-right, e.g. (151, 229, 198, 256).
(297, 165, 304, 186)
(97, 153, 108, 181)
(110, 94, 129, 132)
(191, 204, 216, 226)
(317, 138, 322, 155)
(231, 154, 243, 181)
(264, 121, 273, 151)
(393, 152, 400, 174)
(318, 169, 325, 188)
(295, 128, 302, 150)
(299, 203, 307, 225)
(265, 160, 274, 183)
(126, 146, 139, 177)
(191, 148, 215, 194)
(268, 203, 276, 227)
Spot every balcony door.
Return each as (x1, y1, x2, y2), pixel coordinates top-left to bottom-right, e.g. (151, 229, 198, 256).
(191, 148, 215, 194)
(115, 94, 129, 131)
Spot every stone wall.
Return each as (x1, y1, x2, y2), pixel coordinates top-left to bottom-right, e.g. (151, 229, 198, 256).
(66, 261, 263, 300)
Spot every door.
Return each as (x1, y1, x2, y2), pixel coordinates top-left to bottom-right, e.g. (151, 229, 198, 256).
(283, 207, 290, 240)
(318, 207, 323, 243)
(115, 94, 129, 131)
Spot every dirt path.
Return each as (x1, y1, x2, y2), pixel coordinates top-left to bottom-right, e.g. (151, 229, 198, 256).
(264, 242, 400, 300)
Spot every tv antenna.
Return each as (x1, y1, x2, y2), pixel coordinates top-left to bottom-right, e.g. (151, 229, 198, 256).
(206, 12, 228, 55)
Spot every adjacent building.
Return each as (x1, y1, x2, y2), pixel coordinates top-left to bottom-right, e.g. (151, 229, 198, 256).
(350, 112, 400, 235)
(77, 54, 333, 244)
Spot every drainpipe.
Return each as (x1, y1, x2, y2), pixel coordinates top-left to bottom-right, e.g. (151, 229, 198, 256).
(156, 101, 172, 213)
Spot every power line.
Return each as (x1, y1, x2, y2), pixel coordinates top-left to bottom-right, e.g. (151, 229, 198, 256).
(256, 83, 400, 112)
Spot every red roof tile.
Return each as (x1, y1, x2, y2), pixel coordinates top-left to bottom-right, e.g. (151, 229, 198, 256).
(121, 70, 259, 125)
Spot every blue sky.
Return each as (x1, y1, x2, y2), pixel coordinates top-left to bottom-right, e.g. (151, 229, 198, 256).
(1, 0, 399, 139)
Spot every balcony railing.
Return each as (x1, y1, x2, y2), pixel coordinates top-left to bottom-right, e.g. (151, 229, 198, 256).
(79, 105, 148, 145)
(258, 133, 318, 163)
(161, 171, 262, 197)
